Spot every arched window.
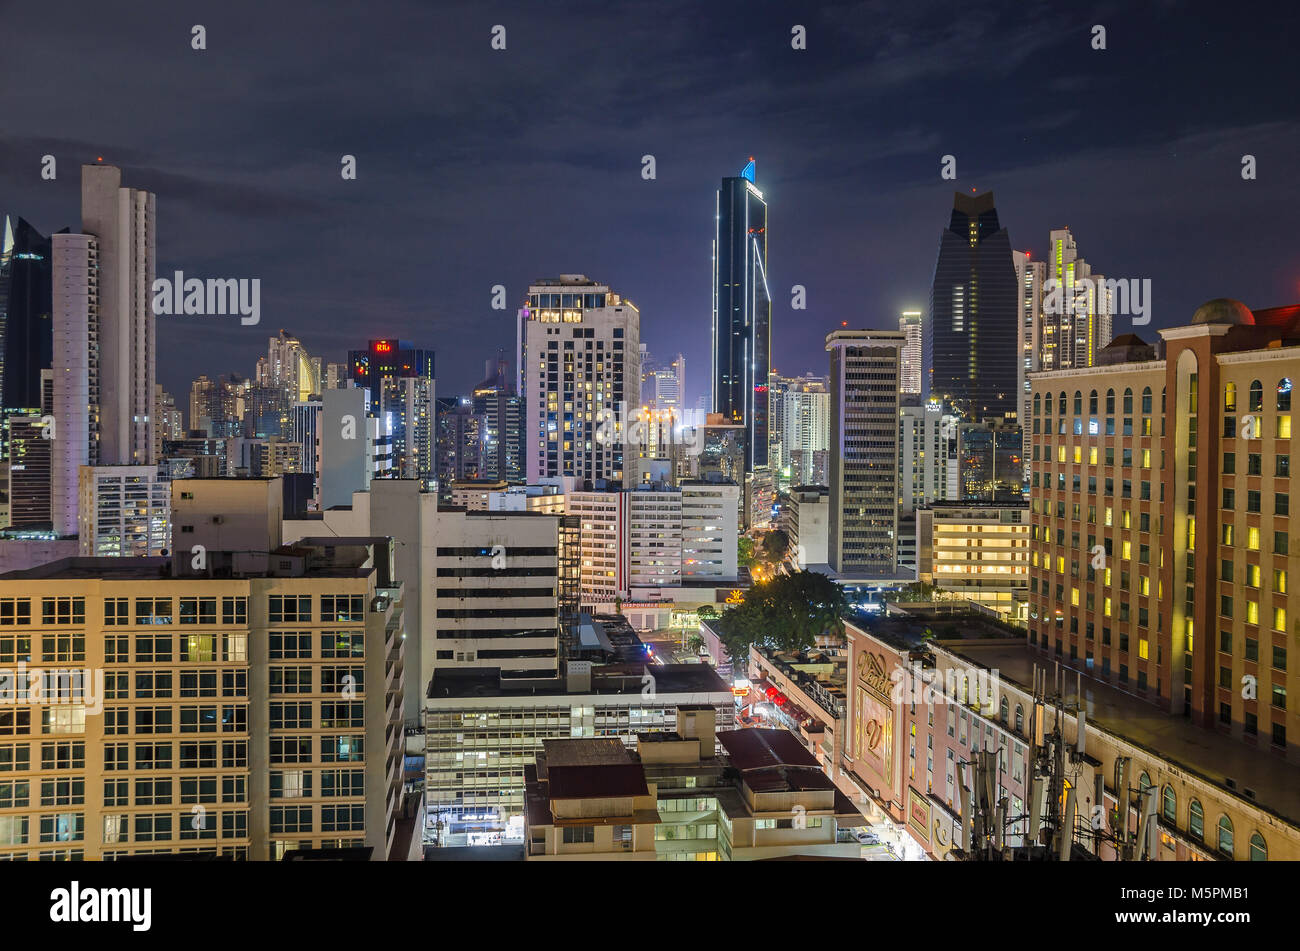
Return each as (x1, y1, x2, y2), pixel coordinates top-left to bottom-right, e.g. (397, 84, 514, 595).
(1189, 800, 1204, 839)
(1059, 392, 1067, 415)
(1014, 704, 1024, 732)
(1142, 387, 1152, 413)
(999, 696, 1009, 724)
(1224, 382, 1237, 412)
(1250, 832, 1268, 861)
(1034, 393, 1041, 417)
(1089, 390, 1099, 414)
(1279, 378, 1292, 411)
(1123, 388, 1133, 414)
(1073, 391, 1083, 415)
(1106, 389, 1116, 414)
(1162, 785, 1176, 822)
(1139, 772, 1151, 794)
(1249, 380, 1263, 412)
(1217, 815, 1234, 857)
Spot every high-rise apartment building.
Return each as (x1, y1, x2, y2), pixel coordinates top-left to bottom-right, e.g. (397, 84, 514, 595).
(712, 160, 771, 471)
(782, 379, 829, 487)
(519, 275, 641, 487)
(826, 330, 904, 577)
(77, 465, 170, 557)
(927, 191, 1018, 421)
(899, 310, 923, 396)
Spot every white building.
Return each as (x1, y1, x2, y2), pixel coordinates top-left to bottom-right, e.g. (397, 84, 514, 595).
(320, 388, 391, 510)
(52, 165, 157, 540)
(519, 275, 641, 487)
(568, 481, 739, 604)
(781, 381, 829, 486)
(76, 465, 170, 557)
(784, 486, 829, 569)
(899, 310, 922, 396)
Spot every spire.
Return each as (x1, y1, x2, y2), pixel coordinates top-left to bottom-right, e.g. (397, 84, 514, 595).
(740, 157, 756, 182)
(1, 215, 13, 259)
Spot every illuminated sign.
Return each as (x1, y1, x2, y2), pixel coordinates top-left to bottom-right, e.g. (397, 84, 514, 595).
(725, 589, 744, 604)
(374, 341, 393, 354)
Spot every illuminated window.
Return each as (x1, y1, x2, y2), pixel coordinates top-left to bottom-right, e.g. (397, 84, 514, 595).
(1222, 523, 1234, 545)
(1104, 507, 1113, 527)
(1058, 445, 1066, 463)
(1071, 588, 1080, 607)
(1275, 608, 1287, 632)
(1142, 449, 1151, 468)
(1122, 541, 1132, 560)
(1275, 569, 1288, 593)
(1104, 597, 1112, 617)
(1279, 415, 1292, 439)
(1248, 527, 1260, 551)
(1140, 576, 1150, 596)
(1139, 639, 1149, 660)
(1246, 601, 1259, 625)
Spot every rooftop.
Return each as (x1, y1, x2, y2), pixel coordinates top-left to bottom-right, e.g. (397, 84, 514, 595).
(426, 662, 729, 701)
(949, 640, 1300, 826)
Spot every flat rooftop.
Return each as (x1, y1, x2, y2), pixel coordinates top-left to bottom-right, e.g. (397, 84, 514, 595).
(426, 663, 730, 701)
(951, 641, 1300, 826)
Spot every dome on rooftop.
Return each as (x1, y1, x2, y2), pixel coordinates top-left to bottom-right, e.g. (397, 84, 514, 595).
(1191, 298, 1254, 326)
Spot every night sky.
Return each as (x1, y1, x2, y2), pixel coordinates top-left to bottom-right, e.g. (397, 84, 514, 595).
(2, 0, 1297, 408)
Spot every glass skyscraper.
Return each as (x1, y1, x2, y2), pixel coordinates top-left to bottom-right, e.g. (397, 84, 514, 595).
(927, 191, 1019, 421)
(712, 159, 771, 470)
(0, 215, 55, 412)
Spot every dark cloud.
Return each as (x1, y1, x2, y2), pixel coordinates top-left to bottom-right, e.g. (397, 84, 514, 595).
(0, 0, 1295, 406)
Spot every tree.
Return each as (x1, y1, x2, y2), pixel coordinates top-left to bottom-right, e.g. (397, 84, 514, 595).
(687, 634, 705, 654)
(715, 570, 850, 660)
(761, 529, 790, 563)
(697, 605, 720, 621)
(738, 537, 756, 569)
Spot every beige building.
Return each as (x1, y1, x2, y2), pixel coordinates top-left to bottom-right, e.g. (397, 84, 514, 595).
(524, 710, 864, 860)
(916, 501, 1030, 615)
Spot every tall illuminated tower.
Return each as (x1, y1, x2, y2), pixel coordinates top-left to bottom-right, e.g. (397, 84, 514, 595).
(712, 158, 771, 470)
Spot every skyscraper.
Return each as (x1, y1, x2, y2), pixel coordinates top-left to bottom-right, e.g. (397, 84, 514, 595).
(826, 329, 904, 576)
(472, 352, 522, 482)
(712, 159, 771, 470)
(519, 274, 641, 487)
(899, 310, 922, 396)
(927, 191, 1019, 421)
(0, 216, 55, 415)
(51, 165, 157, 538)
(347, 338, 436, 488)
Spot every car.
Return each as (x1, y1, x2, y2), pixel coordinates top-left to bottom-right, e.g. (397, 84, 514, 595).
(853, 830, 881, 845)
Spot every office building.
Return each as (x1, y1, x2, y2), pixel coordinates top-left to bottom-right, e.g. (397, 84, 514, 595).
(712, 159, 771, 471)
(425, 665, 733, 841)
(472, 354, 522, 483)
(927, 191, 1018, 421)
(0, 216, 55, 418)
(319, 388, 391, 510)
(915, 501, 1030, 615)
(519, 275, 641, 487)
(347, 339, 436, 489)
(0, 491, 415, 859)
(826, 330, 904, 577)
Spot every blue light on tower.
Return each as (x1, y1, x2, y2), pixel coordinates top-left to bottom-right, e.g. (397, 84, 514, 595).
(740, 157, 755, 182)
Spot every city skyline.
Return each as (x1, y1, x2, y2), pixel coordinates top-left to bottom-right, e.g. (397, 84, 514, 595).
(1, 0, 1296, 407)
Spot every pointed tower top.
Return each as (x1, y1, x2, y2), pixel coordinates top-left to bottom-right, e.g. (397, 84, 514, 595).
(740, 158, 756, 182)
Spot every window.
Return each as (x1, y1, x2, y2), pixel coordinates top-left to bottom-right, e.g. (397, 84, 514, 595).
(1249, 380, 1263, 411)
(103, 599, 128, 626)
(1250, 832, 1268, 861)
(320, 596, 364, 623)
(268, 596, 311, 624)
(221, 597, 248, 625)
(1189, 800, 1204, 840)
(1162, 785, 1176, 822)
(41, 598, 85, 626)
(561, 825, 595, 844)
(134, 599, 172, 625)
(1217, 815, 1233, 857)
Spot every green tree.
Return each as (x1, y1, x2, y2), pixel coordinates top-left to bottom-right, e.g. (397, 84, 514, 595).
(696, 605, 720, 621)
(715, 570, 850, 660)
(761, 529, 790, 563)
(738, 536, 756, 569)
